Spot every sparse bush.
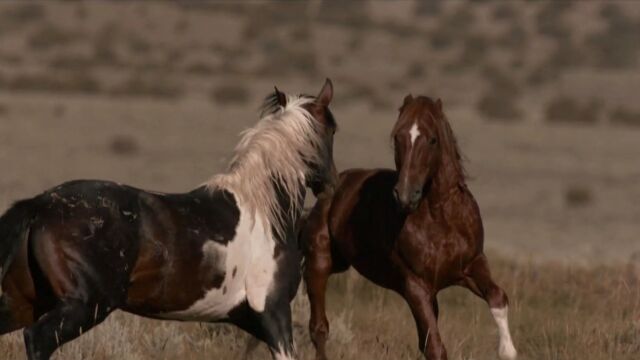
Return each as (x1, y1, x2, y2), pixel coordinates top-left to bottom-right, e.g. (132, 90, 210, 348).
(5, 72, 101, 94)
(445, 35, 489, 71)
(405, 62, 426, 79)
(526, 64, 559, 86)
(545, 97, 601, 124)
(128, 35, 152, 55)
(75, 3, 87, 20)
(109, 135, 140, 156)
(536, 1, 572, 40)
(477, 93, 521, 122)
(430, 27, 455, 50)
(0, 103, 7, 116)
(429, 7, 475, 50)
(496, 24, 528, 50)
(492, 3, 517, 21)
(586, 3, 640, 69)
(610, 107, 640, 127)
(93, 23, 122, 67)
(565, 185, 593, 208)
(53, 104, 65, 118)
(185, 62, 214, 76)
(28, 23, 82, 50)
(548, 39, 585, 69)
(175, 18, 189, 33)
(316, 1, 368, 28)
(260, 48, 317, 77)
(211, 84, 250, 105)
(482, 65, 521, 95)
(478, 66, 522, 121)
(1, 3, 45, 26)
(0, 53, 22, 66)
(48, 54, 94, 70)
(290, 24, 310, 43)
(415, 1, 442, 17)
(109, 74, 183, 99)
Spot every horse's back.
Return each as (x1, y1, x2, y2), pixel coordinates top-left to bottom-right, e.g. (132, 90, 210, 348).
(3, 180, 244, 312)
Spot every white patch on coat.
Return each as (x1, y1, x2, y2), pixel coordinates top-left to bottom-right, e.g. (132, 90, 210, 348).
(158, 200, 277, 321)
(409, 121, 420, 146)
(201, 241, 227, 270)
(491, 306, 517, 360)
(244, 214, 277, 313)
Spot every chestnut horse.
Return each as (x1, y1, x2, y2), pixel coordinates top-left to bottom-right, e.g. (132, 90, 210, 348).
(0, 80, 337, 360)
(303, 95, 517, 360)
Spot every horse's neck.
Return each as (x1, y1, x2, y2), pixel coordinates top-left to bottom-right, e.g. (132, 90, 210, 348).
(423, 156, 465, 214)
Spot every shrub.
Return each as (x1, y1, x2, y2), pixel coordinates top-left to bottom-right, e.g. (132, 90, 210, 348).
(109, 135, 140, 156)
(6, 72, 101, 94)
(211, 84, 250, 105)
(109, 74, 183, 99)
(545, 97, 601, 124)
(610, 107, 640, 127)
(28, 23, 82, 50)
(565, 184, 593, 208)
(476, 93, 521, 122)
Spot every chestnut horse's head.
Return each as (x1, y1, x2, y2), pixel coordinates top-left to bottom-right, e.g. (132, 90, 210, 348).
(391, 95, 463, 212)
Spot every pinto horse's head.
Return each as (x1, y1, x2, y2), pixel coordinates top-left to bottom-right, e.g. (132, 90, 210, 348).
(273, 79, 338, 197)
(391, 95, 460, 212)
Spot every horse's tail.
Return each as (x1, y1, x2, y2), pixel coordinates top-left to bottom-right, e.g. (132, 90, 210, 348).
(0, 199, 35, 282)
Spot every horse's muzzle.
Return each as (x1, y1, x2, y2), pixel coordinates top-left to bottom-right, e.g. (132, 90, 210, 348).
(393, 186, 422, 212)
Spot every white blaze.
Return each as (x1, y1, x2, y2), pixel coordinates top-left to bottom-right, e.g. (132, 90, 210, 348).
(409, 122, 420, 145)
(491, 306, 517, 360)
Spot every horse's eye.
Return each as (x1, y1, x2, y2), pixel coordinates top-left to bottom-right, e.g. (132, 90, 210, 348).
(429, 137, 438, 145)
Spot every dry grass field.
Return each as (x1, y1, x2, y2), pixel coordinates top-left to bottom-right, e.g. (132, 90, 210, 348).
(1, 1, 640, 359)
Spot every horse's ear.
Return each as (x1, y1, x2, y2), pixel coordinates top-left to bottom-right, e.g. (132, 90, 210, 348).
(400, 94, 413, 111)
(274, 86, 287, 107)
(435, 98, 443, 114)
(317, 78, 333, 107)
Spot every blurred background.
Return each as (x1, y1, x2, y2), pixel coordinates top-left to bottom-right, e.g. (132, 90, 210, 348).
(0, 1, 639, 359)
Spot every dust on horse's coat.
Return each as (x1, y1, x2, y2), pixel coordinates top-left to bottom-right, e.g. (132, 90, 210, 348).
(0, 80, 337, 360)
(303, 95, 517, 360)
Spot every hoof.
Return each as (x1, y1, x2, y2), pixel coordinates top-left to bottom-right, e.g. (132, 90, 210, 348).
(499, 342, 517, 360)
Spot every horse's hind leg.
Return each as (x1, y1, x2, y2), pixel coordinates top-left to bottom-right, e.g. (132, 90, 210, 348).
(23, 299, 110, 360)
(462, 255, 517, 360)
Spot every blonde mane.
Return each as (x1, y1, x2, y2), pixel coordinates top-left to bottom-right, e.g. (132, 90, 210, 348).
(205, 94, 324, 240)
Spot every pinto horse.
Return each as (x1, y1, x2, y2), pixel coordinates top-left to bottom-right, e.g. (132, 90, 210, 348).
(303, 95, 517, 360)
(0, 79, 337, 360)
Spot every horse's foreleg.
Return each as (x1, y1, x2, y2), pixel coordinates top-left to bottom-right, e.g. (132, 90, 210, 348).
(259, 301, 296, 360)
(23, 299, 111, 360)
(404, 277, 447, 360)
(463, 255, 517, 360)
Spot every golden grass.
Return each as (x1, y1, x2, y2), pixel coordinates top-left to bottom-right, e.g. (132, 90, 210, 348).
(1, 256, 638, 359)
